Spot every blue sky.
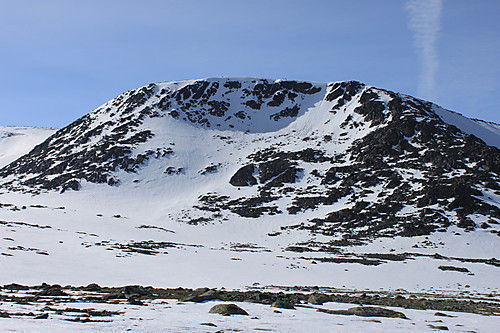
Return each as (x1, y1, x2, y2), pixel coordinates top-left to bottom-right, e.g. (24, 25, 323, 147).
(1, 0, 499, 128)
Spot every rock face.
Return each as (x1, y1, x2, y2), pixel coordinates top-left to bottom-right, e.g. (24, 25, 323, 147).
(0, 77, 499, 246)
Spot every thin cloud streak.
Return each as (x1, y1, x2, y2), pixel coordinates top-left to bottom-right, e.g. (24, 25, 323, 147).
(406, 0, 443, 100)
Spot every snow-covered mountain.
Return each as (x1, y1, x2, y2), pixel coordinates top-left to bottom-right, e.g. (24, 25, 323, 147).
(0, 77, 499, 294)
(0, 126, 56, 168)
(1, 78, 498, 240)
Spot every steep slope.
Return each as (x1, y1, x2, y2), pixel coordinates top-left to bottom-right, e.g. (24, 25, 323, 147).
(0, 126, 56, 168)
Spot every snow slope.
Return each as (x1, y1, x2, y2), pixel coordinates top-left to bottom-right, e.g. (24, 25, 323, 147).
(433, 106, 500, 148)
(0, 126, 56, 168)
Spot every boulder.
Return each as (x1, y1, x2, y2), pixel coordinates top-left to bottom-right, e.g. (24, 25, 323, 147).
(208, 303, 248, 316)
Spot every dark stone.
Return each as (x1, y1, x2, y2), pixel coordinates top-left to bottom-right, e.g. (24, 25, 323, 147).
(271, 300, 295, 309)
(229, 164, 257, 187)
(224, 81, 242, 89)
(456, 215, 476, 230)
(480, 222, 490, 229)
(165, 167, 183, 175)
(61, 180, 81, 193)
(270, 105, 300, 121)
(245, 100, 261, 110)
(34, 313, 49, 319)
(123, 285, 151, 296)
(128, 298, 145, 306)
(325, 83, 343, 102)
(258, 158, 298, 184)
(267, 92, 286, 107)
(200, 164, 221, 175)
(308, 293, 330, 305)
(438, 266, 471, 273)
(319, 306, 407, 319)
(207, 100, 230, 117)
(83, 283, 101, 291)
(181, 289, 220, 303)
(3, 283, 29, 290)
(208, 303, 248, 316)
(428, 324, 449, 331)
(38, 288, 67, 296)
(234, 111, 247, 119)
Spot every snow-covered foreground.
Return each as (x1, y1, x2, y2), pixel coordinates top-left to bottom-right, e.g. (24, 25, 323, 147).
(0, 298, 497, 333)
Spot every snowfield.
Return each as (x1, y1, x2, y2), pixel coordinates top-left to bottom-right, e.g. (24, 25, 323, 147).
(0, 190, 499, 293)
(0, 126, 56, 168)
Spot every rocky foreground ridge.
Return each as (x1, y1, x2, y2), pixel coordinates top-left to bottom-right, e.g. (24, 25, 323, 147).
(0, 78, 499, 244)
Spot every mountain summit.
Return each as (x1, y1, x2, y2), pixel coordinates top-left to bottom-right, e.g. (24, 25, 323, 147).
(0, 78, 499, 245)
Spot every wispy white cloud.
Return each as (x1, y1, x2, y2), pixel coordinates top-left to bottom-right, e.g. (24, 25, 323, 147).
(405, 0, 443, 100)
